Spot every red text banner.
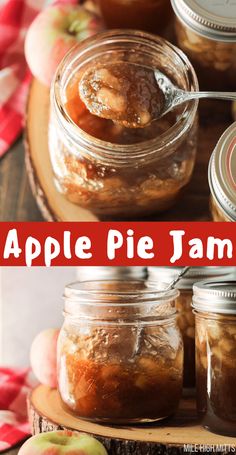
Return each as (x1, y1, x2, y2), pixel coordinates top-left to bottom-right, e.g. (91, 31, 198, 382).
(0, 222, 235, 266)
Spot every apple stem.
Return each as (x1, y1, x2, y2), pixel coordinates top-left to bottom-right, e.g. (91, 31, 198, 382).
(68, 20, 83, 36)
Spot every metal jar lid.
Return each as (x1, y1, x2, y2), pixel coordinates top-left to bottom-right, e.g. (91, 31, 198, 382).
(193, 280, 236, 314)
(148, 266, 236, 290)
(208, 122, 236, 221)
(171, 0, 236, 41)
(77, 266, 147, 281)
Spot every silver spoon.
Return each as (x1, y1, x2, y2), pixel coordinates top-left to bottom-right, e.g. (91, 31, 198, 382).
(133, 266, 191, 357)
(155, 69, 236, 117)
(165, 266, 190, 291)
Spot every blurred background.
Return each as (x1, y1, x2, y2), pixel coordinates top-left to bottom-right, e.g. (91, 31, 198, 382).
(0, 267, 77, 366)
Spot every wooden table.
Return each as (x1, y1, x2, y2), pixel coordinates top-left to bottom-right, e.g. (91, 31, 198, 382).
(0, 138, 43, 221)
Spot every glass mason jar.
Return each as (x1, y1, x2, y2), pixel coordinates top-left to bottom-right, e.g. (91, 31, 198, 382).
(49, 30, 199, 220)
(209, 122, 236, 222)
(148, 267, 236, 391)
(77, 266, 147, 280)
(94, 0, 172, 34)
(193, 280, 236, 436)
(57, 280, 183, 424)
(171, 0, 236, 91)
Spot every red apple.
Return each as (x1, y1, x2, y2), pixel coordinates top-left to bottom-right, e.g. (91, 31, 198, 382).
(18, 430, 108, 455)
(30, 328, 59, 388)
(25, 4, 103, 87)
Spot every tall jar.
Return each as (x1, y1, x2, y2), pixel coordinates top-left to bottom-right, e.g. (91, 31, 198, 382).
(77, 266, 147, 280)
(94, 0, 172, 34)
(209, 122, 236, 222)
(193, 280, 236, 436)
(148, 267, 236, 391)
(171, 0, 236, 91)
(57, 280, 183, 424)
(49, 30, 199, 220)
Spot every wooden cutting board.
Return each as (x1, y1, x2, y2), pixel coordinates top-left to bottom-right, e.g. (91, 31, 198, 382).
(25, 79, 233, 222)
(28, 385, 236, 455)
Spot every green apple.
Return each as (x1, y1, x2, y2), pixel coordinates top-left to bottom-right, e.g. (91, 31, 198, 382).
(18, 430, 108, 455)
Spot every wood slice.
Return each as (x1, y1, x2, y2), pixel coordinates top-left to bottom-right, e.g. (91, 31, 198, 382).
(28, 385, 235, 455)
(25, 79, 97, 222)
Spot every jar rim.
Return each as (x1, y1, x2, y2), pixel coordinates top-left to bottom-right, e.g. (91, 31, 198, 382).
(64, 279, 179, 305)
(52, 29, 198, 166)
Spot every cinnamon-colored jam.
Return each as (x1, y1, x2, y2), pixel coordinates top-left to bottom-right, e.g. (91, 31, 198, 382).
(196, 314, 236, 436)
(176, 291, 195, 389)
(210, 196, 232, 222)
(175, 19, 236, 91)
(56, 70, 197, 218)
(58, 321, 183, 423)
(79, 63, 165, 128)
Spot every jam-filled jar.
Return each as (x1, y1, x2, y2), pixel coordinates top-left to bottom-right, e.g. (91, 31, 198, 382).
(49, 30, 199, 220)
(171, 0, 236, 91)
(209, 122, 236, 222)
(57, 280, 183, 423)
(193, 280, 236, 436)
(95, 0, 172, 34)
(148, 267, 236, 391)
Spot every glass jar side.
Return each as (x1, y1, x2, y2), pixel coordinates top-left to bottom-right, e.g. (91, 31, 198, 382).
(57, 280, 183, 424)
(195, 311, 236, 436)
(176, 289, 195, 389)
(49, 114, 198, 218)
(49, 31, 199, 219)
(174, 18, 236, 91)
(210, 195, 232, 222)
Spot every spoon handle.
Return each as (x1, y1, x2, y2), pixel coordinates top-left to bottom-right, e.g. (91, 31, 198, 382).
(186, 91, 236, 102)
(165, 266, 191, 291)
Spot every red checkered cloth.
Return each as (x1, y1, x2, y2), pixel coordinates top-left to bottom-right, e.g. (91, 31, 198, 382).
(0, 367, 37, 452)
(0, 0, 78, 158)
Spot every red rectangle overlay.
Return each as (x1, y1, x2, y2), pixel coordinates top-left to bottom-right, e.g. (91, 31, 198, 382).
(0, 222, 235, 266)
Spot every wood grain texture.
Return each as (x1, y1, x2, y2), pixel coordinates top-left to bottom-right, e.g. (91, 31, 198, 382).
(28, 385, 236, 455)
(25, 80, 233, 222)
(0, 138, 43, 221)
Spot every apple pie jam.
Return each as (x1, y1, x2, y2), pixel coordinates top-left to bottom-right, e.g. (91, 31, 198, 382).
(148, 267, 236, 391)
(209, 122, 236, 222)
(49, 30, 198, 219)
(95, 0, 172, 34)
(171, 0, 236, 91)
(193, 281, 236, 436)
(57, 280, 183, 423)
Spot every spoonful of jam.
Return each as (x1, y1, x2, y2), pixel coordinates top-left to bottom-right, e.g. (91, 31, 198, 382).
(79, 62, 236, 128)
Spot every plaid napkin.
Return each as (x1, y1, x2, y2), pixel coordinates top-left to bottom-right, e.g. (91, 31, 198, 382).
(0, 0, 78, 158)
(0, 368, 37, 452)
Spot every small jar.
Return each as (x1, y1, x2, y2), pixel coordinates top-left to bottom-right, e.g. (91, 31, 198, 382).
(57, 280, 183, 424)
(77, 266, 147, 280)
(95, 0, 172, 34)
(209, 122, 236, 222)
(193, 280, 236, 436)
(49, 30, 198, 220)
(148, 267, 236, 390)
(171, 0, 236, 91)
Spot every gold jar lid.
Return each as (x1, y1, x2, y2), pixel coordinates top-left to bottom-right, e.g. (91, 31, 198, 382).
(171, 0, 236, 41)
(208, 122, 236, 221)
